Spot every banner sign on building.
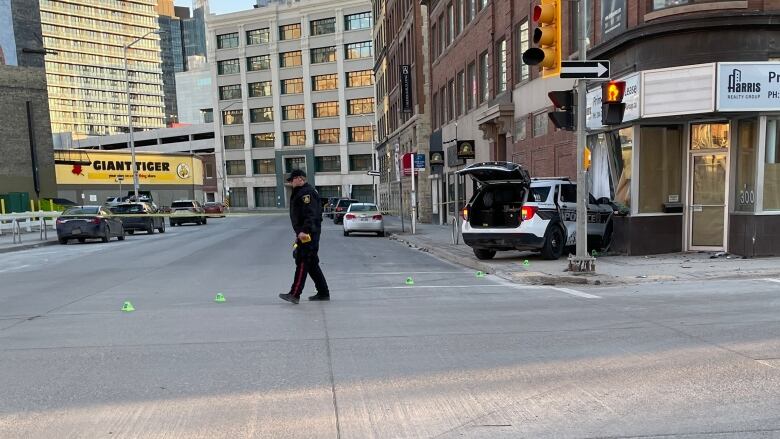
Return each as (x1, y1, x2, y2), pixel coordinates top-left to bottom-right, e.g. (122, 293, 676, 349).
(0, 0, 18, 66)
(601, 0, 626, 41)
(717, 62, 780, 111)
(456, 140, 475, 160)
(400, 64, 413, 113)
(429, 151, 444, 166)
(55, 151, 204, 186)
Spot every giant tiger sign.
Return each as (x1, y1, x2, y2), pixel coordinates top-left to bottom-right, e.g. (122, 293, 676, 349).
(56, 152, 203, 186)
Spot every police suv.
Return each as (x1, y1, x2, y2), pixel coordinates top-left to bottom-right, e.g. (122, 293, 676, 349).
(458, 162, 614, 260)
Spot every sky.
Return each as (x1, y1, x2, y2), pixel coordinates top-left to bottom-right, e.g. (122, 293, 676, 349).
(174, 0, 255, 15)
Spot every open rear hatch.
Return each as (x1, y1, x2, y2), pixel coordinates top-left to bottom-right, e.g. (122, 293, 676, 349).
(458, 162, 531, 229)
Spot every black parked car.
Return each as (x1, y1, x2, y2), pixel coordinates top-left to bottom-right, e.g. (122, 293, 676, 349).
(110, 202, 165, 234)
(56, 206, 125, 244)
(332, 198, 358, 224)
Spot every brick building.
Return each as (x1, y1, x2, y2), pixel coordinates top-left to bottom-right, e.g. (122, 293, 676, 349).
(373, 0, 433, 222)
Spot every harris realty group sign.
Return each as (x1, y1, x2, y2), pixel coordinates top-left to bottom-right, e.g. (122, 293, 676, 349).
(717, 62, 780, 111)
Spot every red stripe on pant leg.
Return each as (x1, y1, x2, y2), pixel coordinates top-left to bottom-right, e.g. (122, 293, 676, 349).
(292, 261, 306, 297)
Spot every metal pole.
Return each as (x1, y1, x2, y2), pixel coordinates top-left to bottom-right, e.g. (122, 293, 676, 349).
(574, 0, 592, 267)
(411, 156, 417, 234)
(124, 45, 139, 200)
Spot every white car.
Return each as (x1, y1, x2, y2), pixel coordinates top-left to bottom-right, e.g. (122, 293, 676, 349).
(458, 162, 614, 260)
(343, 203, 385, 237)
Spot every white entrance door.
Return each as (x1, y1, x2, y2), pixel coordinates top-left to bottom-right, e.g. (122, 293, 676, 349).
(689, 152, 728, 250)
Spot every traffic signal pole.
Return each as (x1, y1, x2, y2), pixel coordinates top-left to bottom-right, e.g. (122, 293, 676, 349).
(571, 0, 595, 272)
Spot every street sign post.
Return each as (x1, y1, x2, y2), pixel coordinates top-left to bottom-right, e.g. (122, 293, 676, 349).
(367, 170, 381, 177)
(560, 60, 610, 79)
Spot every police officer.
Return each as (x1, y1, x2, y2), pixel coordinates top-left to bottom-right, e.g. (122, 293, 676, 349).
(279, 169, 330, 304)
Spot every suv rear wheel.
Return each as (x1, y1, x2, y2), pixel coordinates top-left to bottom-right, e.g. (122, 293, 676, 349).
(541, 226, 565, 260)
(473, 249, 496, 260)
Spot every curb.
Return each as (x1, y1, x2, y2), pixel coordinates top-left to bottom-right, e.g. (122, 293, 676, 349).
(0, 239, 59, 254)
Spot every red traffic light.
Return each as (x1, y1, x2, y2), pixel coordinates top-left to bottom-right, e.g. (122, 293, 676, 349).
(602, 81, 626, 104)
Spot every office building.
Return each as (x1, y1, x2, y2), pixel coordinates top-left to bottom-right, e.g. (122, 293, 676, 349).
(209, 0, 376, 208)
(158, 0, 184, 124)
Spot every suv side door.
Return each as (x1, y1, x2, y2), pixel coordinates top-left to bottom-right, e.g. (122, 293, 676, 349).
(558, 183, 578, 246)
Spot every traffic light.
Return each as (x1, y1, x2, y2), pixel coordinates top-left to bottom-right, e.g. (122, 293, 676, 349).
(548, 90, 575, 131)
(521, 0, 562, 78)
(601, 80, 626, 125)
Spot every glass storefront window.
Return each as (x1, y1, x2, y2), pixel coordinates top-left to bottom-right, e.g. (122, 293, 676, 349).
(586, 128, 632, 211)
(639, 126, 683, 213)
(764, 119, 780, 210)
(691, 122, 729, 150)
(735, 119, 757, 212)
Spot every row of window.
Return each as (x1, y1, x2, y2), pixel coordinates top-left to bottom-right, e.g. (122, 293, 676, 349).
(226, 154, 373, 175)
(216, 12, 372, 49)
(218, 72, 372, 100)
(228, 184, 374, 208)
(221, 98, 374, 124)
(216, 42, 373, 74)
(432, 0, 488, 60)
(223, 126, 374, 149)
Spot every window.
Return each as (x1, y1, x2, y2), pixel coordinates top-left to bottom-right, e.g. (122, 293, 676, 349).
(311, 46, 337, 64)
(479, 51, 489, 103)
(764, 119, 780, 210)
(314, 101, 339, 118)
(432, 24, 438, 57)
(448, 3, 454, 45)
(247, 28, 270, 45)
(441, 86, 448, 122)
(247, 55, 270, 71)
(448, 79, 455, 122)
(691, 122, 729, 150)
(533, 112, 547, 137)
(280, 51, 302, 68)
(465, 0, 474, 24)
(230, 187, 248, 207)
(284, 131, 306, 146)
(310, 17, 336, 35)
(312, 74, 338, 91)
(222, 109, 243, 125)
(438, 16, 445, 53)
(205, 163, 214, 178)
(349, 154, 372, 171)
(250, 107, 273, 123)
(226, 160, 246, 175)
(345, 12, 372, 30)
(651, 0, 733, 11)
(478, 0, 487, 11)
(515, 20, 529, 83)
(317, 185, 341, 199)
(252, 133, 275, 148)
(285, 156, 306, 172)
(345, 41, 373, 59)
(219, 84, 241, 101)
(467, 62, 476, 110)
(432, 91, 439, 129)
(254, 187, 277, 207)
(279, 23, 301, 40)
(224, 134, 244, 149)
(514, 117, 527, 141)
(496, 39, 507, 93)
(639, 126, 683, 214)
(315, 128, 340, 144)
(351, 185, 373, 202)
(348, 97, 374, 115)
(283, 104, 305, 120)
(457, 0, 463, 34)
(253, 159, 276, 175)
(349, 126, 374, 142)
(735, 119, 757, 212)
(248, 81, 272, 98)
(217, 32, 239, 49)
(282, 78, 303, 94)
(200, 108, 213, 123)
(217, 59, 240, 75)
(457, 71, 465, 116)
(316, 156, 341, 172)
(347, 70, 373, 87)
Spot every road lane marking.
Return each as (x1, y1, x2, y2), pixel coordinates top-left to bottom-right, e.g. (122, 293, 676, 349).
(0, 264, 30, 274)
(370, 284, 537, 290)
(761, 278, 780, 284)
(334, 271, 471, 275)
(549, 287, 602, 299)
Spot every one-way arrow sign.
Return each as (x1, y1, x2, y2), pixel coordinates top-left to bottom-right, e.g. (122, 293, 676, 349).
(560, 60, 610, 79)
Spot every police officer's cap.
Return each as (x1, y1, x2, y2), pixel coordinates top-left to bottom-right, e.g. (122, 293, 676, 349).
(286, 169, 307, 181)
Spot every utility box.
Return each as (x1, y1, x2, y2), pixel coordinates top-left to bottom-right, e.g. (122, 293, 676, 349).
(0, 192, 31, 213)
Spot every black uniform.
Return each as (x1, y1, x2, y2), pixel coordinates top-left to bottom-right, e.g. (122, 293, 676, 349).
(288, 182, 329, 299)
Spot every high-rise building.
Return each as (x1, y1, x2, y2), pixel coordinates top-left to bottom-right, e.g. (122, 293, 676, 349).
(158, 0, 183, 125)
(40, 0, 166, 139)
(181, 1, 207, 67)
(209, 0, 376, 208)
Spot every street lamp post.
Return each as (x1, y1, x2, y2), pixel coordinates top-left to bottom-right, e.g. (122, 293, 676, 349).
(124, 29, 163, 200)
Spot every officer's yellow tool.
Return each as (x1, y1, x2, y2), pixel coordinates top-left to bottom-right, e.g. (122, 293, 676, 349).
(300, 233, 312, 243)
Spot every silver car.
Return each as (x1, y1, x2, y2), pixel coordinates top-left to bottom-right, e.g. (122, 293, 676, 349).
(342, 203, 385, 237)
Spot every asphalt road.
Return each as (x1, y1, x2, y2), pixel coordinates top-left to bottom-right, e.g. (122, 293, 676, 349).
(1, 214, 779, 438)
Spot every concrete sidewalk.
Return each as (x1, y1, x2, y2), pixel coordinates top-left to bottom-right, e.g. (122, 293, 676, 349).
(0, 231, 58, 254)
(383, 216, 780, 286)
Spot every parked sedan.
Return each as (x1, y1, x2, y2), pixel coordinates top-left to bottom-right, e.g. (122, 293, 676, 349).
(110, 202, 165, 235)
(204, 202, 226, 217)
(343, 203, 385, 237)
(56, 206, 125, 244)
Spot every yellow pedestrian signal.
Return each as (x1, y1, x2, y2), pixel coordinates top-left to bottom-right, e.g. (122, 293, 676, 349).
(521, 0, 562, 78)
